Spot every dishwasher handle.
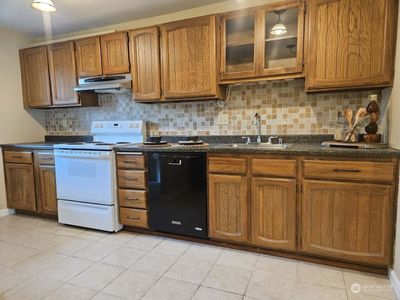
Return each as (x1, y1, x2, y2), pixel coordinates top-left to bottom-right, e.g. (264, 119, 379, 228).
(168, 159, 182, 166)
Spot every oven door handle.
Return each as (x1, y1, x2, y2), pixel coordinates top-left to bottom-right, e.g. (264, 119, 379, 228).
(54, 154, 111, 159)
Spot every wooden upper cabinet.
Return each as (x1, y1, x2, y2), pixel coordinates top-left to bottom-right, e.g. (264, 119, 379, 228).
(305, 0, 397, 91)
(301, 180, 394, 266)
(19, 46, 52, 108)
(5, 163, 36, 212)
(161, 16, 219, 99)
(251, 177, 297, 251)
(47, 41, 79, 106)
(75, 36, 102, 77)
(101, 32, 130, 75)
(220, 10, 258, 80)
(208, 174, 249, 243)
(256, 0, 305, 77)
(129, 27, 161, 101)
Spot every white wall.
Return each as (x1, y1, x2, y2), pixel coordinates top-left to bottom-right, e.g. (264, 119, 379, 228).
(0, 27, 46, 210)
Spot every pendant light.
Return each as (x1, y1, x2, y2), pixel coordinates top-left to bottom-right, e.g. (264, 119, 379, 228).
(271, 10, 287, 36)
(31, 0, 56, 12)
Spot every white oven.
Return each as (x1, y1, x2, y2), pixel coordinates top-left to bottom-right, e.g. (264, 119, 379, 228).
(53, 120, 146, 232)
(54, 149, 121, 232)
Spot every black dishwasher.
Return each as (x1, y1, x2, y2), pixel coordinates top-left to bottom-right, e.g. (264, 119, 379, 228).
(148, 152, 207, 239)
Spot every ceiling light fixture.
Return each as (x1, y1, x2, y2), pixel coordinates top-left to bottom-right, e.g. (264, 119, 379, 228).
(31, 0, 56, 13)
(271, 10, 287, 36)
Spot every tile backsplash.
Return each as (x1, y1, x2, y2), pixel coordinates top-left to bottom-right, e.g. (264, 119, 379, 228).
(46, 79, 384, 137)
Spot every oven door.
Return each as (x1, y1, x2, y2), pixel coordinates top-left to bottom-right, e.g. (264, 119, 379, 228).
(54, 150, 115, 205)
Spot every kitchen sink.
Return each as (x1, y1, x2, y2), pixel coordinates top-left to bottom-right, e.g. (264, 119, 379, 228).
(223, 143, 292, 149)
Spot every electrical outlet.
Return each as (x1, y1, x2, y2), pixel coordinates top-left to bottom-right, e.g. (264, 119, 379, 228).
(217, 113, 229, 125)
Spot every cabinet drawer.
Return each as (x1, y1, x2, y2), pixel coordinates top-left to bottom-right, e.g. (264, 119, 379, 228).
(36, 152, 55, 165)
(4, 151, 32, 164)
(118, 170, 147, 189)
(209, 156, 247, 175)
(117, 154, 146, 170)
(303, 160, 395, 183)
(251, 158, 297, 178)
(118, 189, 147, 209)
(119, 207, 148, 228)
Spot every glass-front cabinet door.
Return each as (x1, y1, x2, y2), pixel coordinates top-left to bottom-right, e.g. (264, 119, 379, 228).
(219, 1, 305, 82)
(257, 0, 305, 76)
(220, 10, 258, 80)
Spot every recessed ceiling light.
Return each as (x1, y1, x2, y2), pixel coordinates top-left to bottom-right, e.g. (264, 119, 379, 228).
(31, 0, 56, 13)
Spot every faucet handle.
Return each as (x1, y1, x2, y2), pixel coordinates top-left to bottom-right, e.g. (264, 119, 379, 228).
(241, 137, 251, 144)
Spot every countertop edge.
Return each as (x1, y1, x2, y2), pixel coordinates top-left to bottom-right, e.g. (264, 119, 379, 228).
(2, 142, 400, 158)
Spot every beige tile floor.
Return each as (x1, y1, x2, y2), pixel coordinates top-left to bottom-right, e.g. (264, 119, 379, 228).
(0, 214, 397, 300)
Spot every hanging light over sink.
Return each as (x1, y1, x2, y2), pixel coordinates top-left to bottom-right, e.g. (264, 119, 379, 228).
(271, 10, 287, 36)
(31, 0, 56, 12)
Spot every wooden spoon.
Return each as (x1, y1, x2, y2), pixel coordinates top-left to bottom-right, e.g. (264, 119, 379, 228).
(344, 108, 353, 129)
(354, 108, 367, 125)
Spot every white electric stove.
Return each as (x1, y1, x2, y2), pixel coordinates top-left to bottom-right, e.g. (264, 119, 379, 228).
(54, 121, 146, 232)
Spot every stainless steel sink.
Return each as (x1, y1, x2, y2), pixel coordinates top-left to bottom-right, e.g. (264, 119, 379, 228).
(225, 143, 292, 149)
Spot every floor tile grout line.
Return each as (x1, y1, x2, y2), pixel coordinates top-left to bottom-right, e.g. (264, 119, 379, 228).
(140, 240, 194, 299)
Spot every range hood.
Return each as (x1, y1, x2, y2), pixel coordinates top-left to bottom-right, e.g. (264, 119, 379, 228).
(74, 73, 132, 94)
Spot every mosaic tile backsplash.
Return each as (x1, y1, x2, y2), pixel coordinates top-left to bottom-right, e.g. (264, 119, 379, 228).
(46, 79, 385, 137)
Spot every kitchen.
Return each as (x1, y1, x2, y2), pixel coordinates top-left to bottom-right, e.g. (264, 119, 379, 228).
(0, 0, 400, 299)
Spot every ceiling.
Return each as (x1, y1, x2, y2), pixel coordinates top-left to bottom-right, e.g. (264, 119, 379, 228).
(0, 0, 227, 37)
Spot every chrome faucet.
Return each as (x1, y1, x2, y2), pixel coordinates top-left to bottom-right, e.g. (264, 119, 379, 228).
(253, 113, 261, 144)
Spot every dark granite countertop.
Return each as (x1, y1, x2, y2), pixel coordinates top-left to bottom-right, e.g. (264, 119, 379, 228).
(115, 143, 400, 158)
(2, 134, 400, 158)
(1, 142, 58, 150)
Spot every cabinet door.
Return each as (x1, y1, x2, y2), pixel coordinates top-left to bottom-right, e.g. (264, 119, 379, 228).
(101, 32, 130, 75)
(208, 174, 249, 243)
(220, 10, 258, 80)
(161, 16, 218, 99)
(5, 163, 36, 212)
(19, 46, 52, 108)
(301, 180, 394, 266)
(129, 27, 161, 101)
(251, 177, 297, 251)
(37, 165, 57, 215)
(47, 41, 79, 106)
(306, 0, 396, 91)
(256, 0, 304, 77)
(75, 36, 102, 77)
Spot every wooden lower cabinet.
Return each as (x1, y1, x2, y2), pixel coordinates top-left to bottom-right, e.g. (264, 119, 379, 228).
(37, 165, 57, 215)
(5, 163, 36, 211)
(301, 180, 394, 266)
(251, 177, 297, 251)
(208, 174, 249, 243)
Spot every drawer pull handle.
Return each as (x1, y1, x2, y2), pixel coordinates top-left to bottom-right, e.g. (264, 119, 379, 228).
(41, 158, 54, 161)
(11, 156, 22, 159)
(123, 161, 138, 163)
(127, 216, 140, 220)
(126, 198, 139, 201)
(333, 168, 362, 173)
(124, 177, 138, 181)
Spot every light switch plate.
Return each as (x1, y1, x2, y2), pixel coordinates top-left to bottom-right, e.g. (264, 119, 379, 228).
(218, 113, 229, 125)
